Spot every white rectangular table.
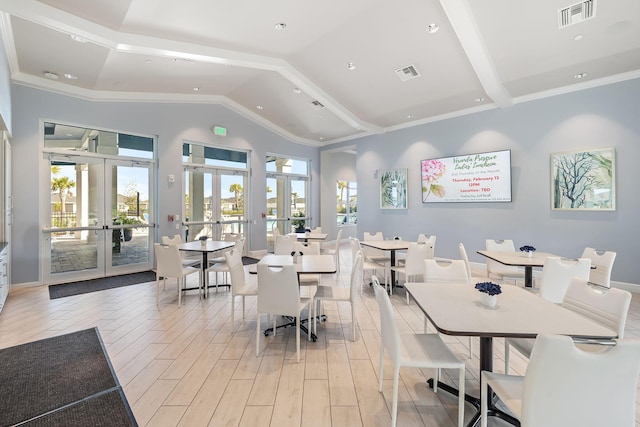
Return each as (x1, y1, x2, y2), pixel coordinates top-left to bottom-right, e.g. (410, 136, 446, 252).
(178, 240, 236, 297)
(289, 232, 328, 243)
(405, 282, 617, 427)
(359, 240, 410, 286)
(477, 250, 559, 288)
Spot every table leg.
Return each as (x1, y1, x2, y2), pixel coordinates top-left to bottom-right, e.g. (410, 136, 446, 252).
(428, 336, 519, 427)
(524, 266, 533, 288)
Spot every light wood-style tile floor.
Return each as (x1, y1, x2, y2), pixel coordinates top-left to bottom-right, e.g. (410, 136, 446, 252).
(2, 245, 640, 426)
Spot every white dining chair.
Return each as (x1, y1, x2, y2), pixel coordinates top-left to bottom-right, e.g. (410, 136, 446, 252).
(537, 257, 591, 304)
(482, 334, 640, 427)
(397, 234, 436, 265)
(485, 239, 525, 285)
(504, 276, 631, 373)
(161, 234, 200, 267)
(309, 226, 322, 234)
(581, 247, 616, 288)
(321, 229, 342, 273)
(256, 263, 314, 363)
(350, 237, 389, 294)
(313, 251, 362, 341)
(389, 242, 433, 304)
(154, 243, 200, 306)
(206, 237, 244, 291)
(293, 241, 321, 289)
(459, 243, 490, 282)
(225, 247, 257, 330)
(372, 276, 465, 427)
(362, 231, 391, 266)
(274, 234, 295, 255)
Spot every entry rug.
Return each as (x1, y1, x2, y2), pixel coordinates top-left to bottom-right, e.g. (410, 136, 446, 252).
(0, 328, 137, 426)
(48, 270, 157, 299)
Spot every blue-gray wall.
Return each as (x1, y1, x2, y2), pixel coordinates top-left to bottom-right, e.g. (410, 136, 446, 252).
(327, 78, 640, 284)
(10, 84, 320, 284)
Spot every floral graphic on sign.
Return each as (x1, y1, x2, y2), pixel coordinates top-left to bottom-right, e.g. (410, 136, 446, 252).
(421, 159, 446, 201)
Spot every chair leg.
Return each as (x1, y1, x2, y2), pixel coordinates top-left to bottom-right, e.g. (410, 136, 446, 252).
(231, 295, 235, 330)
(434, 368, 439, 393)
(296, 315, 300, 363)
(391, 367, 400, 427)
(351, 302, 356, 342)
(156, 277, 160, 304)
(378, 344, 385, 392)
(178, 277, 182, 307)
(480, 374, 488, 427)
(457, 367, 465, 427)
(256, 313, 261, 357)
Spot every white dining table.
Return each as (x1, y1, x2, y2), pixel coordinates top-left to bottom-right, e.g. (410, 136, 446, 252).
(477, 250, 560, 288)
(359, 239, 411, 286)
(405, 282, 617, 427)
(251, 254, 336, 341)
(288, 232, 329, 243)
(178, 240, 236, 297)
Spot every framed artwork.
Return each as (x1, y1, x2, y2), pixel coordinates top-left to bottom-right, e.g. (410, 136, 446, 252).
(380, 169, 407, 209)
(551, 147, 615, 211)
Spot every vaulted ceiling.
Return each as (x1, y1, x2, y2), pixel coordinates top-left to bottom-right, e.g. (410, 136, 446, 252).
(1, 0, 639, 146)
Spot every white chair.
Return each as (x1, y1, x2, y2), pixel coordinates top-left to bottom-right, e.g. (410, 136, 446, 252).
(313, 251, 362, 341)
(538, 257, 591, 304)
(389, 242, 433, 304)
(321, 229, 342, 273)
(372, 276, 465, 427)
(309, 226, 322, 234)
(482, 334, 640, 427)
(397, 234, 435, 265)
(417, 233, 436, 245)
(225, 247, 257, 330)
(161, 234, 200, 267)
(504, 276, 631, 373)
(459, 243, 490, 283)
(485, 239, 525, 284)
(154, 243, 200, 307)
(581, 247, 616, 288)
(293, 241, 321, 288)
(274, 234, 295, 255)
(423, 258, 473, 357)
(350, 237, 389, 294)
(206, 237, 244, 291)
(256, 263, 314, 363)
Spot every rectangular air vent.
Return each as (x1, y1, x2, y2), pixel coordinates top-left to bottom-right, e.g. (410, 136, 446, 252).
(559, 0, 595, 28)
(310, 100, 325, 108)
(395, 65, 420, 82)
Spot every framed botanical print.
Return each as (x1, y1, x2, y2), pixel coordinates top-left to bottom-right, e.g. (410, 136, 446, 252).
(551, 147, 615, 211)
(380, 169, 407, 209)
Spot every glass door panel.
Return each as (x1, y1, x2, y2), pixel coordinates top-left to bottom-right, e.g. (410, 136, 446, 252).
(290, 179, 308, 233)
(220, 173, 246, 239)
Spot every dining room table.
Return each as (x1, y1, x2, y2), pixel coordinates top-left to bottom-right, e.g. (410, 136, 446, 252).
(289, 232, 328, 243)
(249, 254, 336, 341)
(178, 240, 236, 298)
(404, 282, 617, 427)
(477, 250, 560, 288)
(359, 239, 411, 287)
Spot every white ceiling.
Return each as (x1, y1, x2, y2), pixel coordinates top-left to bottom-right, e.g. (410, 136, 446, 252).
(1, 0, 639, 146)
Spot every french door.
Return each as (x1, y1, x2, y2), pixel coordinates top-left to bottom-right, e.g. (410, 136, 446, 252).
(183, 167, 247, 245)
(42, 154, 155, 284)
(266, 174, 309, 251)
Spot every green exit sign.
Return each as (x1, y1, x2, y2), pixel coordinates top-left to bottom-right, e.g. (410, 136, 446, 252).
(212, 126, 227, 136)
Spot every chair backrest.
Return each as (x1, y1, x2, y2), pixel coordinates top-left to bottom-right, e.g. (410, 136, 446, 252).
(424, 259, 470, 284)
(458, 243, 473, 281)
(562, 277, 631, 338)
(581, 247, 616, 288)
(332, 229, 343, 252)
(293, 241, 320, 255)
(485, 239, 516, 252)
(349, 237, 362, 263)
(372, 275, 400, 365)
(362, 232, 384, 260)
(485, 239, 522, 277)
(223, 233, 242, 242)
(521, 334, 640, 427)
(364, 231, 384, 241)
(538, 257, 591, 304)
(154, 243, 183, 277)
(350, 251, 363, 302)
(309, 226, 322, 234)
(417, 234, 436, 247)
(274, 234, 296, 255)
(162, 234, 183, 245)
(257, 263, 301, 317)
(272, 226, 281, 237)
(224, 248, 245, 295)
(404, 242, 434, 278)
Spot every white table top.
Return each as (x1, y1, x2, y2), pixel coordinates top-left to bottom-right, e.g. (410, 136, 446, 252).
(178, 240, 235, 253)
(405, 282, 617, 340)
(359, 240, 411, 251)
(477, 250, 560, 268)
(289, 232, 328, 241)
(250, 254, 336, 274)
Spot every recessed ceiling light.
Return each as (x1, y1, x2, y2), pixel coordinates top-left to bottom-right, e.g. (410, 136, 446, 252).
(274, 23, 287, 30)
(574, 34, 584, 41)
(44, 71, 58, 79)
(65, 133, 73, 137)
(63, 73, 77, 80)
(145, 59, 153, 64)
(293, 87, 301, 94)
(70, 34, 87, 43)
(407, 115, 414, 119)
(426, 23, 439, 34)
(574, 72, 588, 79)
(256, 105, 264, 110)
(475, 97, 485, 102)
(193, 87, 199, 91)
(347, 62, 356, 70)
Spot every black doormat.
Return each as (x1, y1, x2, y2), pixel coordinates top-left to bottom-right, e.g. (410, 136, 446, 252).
(0, 328, 137, 426)
(49, 271, 157, 299)
(242, 256, 260, 265)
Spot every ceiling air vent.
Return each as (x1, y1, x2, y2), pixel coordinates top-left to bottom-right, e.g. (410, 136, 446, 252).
(395, 64, 420, 82)
(310, 100, 325, 108)
(558, 0, 595, 28)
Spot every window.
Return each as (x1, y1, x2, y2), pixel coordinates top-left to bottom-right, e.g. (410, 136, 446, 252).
(337, 180, 357, 226)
